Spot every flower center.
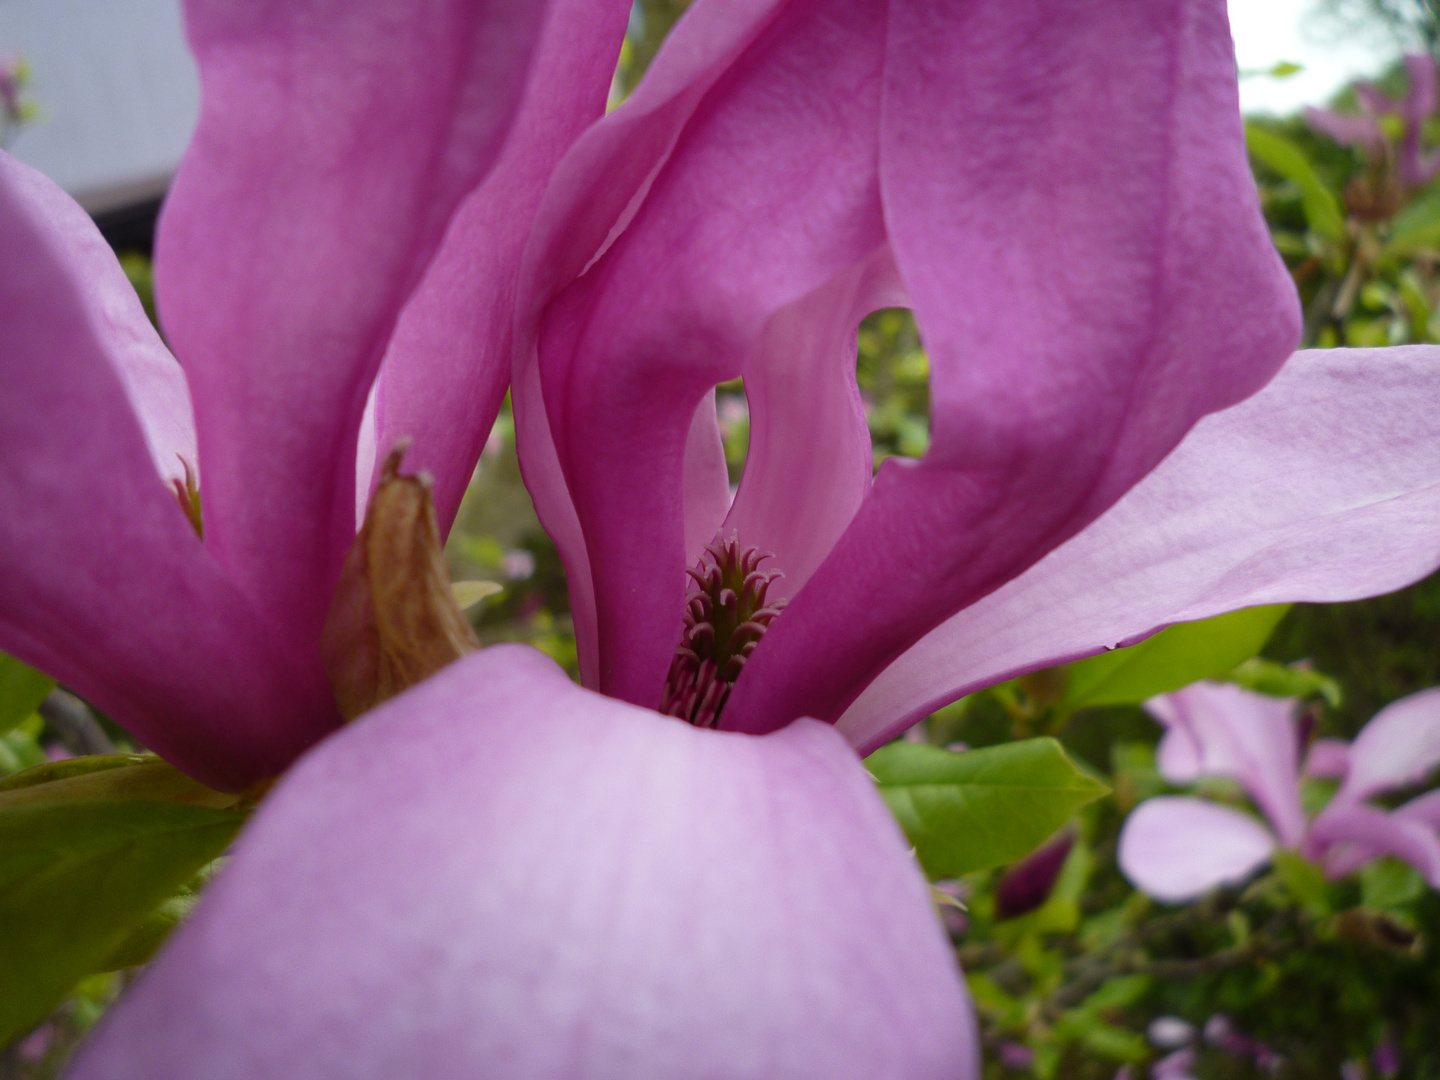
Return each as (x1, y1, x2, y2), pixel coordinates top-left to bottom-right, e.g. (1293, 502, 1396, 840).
(660, 534, 786, 729)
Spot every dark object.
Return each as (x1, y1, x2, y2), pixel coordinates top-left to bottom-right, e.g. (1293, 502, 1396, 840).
(994, 830, 1075, 920)
(39, 689, 116, 757)
(93, 195, 163, 256)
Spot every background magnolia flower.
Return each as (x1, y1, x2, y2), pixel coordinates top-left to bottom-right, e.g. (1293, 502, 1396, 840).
(0, 0, 631, 790)
(1305, 54, 1440, 188)
(1118, 681, 1440, 902)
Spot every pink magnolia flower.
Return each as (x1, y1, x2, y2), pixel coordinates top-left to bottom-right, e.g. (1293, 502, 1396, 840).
(41, 0, 1440, 1076)
(0, 0, 630, 791)
(1118, 682, 1440, 902)
(1305, 54, 1440, 187)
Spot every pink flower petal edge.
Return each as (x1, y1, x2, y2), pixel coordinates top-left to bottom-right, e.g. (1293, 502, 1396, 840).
(838, 347, 1440, 754)
(1333, 686, 1440, 804)
(68, 646, 977, 1080)
(1118, 796, 1276, 903)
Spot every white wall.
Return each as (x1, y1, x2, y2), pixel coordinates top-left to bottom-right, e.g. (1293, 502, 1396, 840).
(0, 0, 198, 212)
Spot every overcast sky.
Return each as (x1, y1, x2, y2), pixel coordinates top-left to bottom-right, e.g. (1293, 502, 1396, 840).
(1229, 0, 1405, 115)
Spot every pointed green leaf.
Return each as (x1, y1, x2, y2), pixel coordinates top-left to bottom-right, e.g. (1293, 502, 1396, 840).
(0, 799, 243, 1043)
(0, 754, 237, 810)
(1384, 192, 1440, 257)
(0, 652, 54, 737)
(1062, 605, 1289, 710)
(1245, 124, 1347, 244)
(1225, 657, 1341, 706)
(866, 738, 1108, 879)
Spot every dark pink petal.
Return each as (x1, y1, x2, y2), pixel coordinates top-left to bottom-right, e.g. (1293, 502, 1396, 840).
(70, 647, 977, 1079)
(837, 347, 1440, 753)
(1304, 738, 1351, 779)
(367, 0, 631, 536)
(1303, 108, 1387, 155)
(0, 156, 335, 791)
(1145, 683, 1306, 847)
(1118, 796, 1275, 902)
(726, 0, 1299, 734)
(159, 0, 550, 657)
(1334, 687, 1440, 804)
(1311, 803, 1440, 886)
(527, 0, 890, 707)
(2, 156, 196, 485)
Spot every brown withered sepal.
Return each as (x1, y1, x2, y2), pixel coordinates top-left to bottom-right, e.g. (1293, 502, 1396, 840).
(321, 443, 479, 721)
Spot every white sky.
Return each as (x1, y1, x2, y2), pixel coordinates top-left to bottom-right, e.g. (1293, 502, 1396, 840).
(1229, 0, 1404, 115)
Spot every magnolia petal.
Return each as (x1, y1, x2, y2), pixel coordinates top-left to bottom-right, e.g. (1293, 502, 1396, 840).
(1118, 797, 1276, 903)
(1397, 788, 1440, 830)
(725, 0, 1299, 735)
(70, 646, 977, 1080)
(1144, 683, 1306, 848)
(1311, 803, 1440, 886)
(1, 155, 196, 485)
(158, 0, 549, 656)
(0, 158, 335, 791)
(683, 389, 733, 564)
(530, 0, 890, 707)
(1334, 687, 1440, 804)
(722, 247, 903, 602)
(1303, 108, 1387, 155)
(1303, 738, 1351, 780)
(368, 0, 631, 537)
(837, 347, 1440, 754)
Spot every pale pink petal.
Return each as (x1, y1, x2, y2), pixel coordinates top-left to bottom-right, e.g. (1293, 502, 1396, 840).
(1, 154, 195, 485)
(1303, 738, 1350, 780)
(1119, 797, 1276, 903)
(0, 159, 337, 791)
(1145, 683, 1305, 847)
(837, 347, 1440, 753)
(1335, 687, 1440, 803)
(682, 389, 732, 565)
(726, 0, 1298, 735)
(722, 246, 904, 602)
(71, 647, 977, 1080)
(159, 0, 549, 655)
(1396, 788, 1440, 830)
(367, 0, 631, 537)
(528, 0, 890, 707)
(1156, 727, 1205, 783)
(1303, 108, 1387, 155)
(1311, 803, 1440, 886)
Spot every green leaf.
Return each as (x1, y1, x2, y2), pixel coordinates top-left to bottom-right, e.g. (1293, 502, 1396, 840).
(1273, 848, 1331, 917)
(94, 893, 199, 972)
(866, 738, 1109, 879)
(1384, 193, 1440, 257)
(1062, 605, 1290, 710)
(0, 754, 237, 810)
(1245, 124, 1347, 244)
(1225, 657, 1342, 706)
(1359, 857, 1424, 911)
(0, 799, 243, 1043)
(0, 652, 54, 737)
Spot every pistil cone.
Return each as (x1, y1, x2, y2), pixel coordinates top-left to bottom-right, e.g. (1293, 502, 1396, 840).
(321, 443, 479, 721)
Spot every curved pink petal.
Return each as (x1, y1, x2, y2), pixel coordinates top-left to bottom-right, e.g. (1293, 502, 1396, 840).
(682, 389, 733, 564)
(725, 0, 1299, 735)
(1119, 796, 1276, 903)
(1335, 686, 1440, 804)
(1144, 683, 1305, 847)
(1303, 108, 1387, 155)
(158, 0, 550, 655)
(837, 347, 1440, 753)
(2, 154, 195, 486)
(529, 0, 890, 707)
(1303, 738, 1350, 780)
(1397, 788, 1440, 830)
(0, 158, 336, 791)
(721, 246, 904, 602)
(367, 0, 631, 537)
(1311, 803, 1440, 886)
(71, 646, 977, 1079)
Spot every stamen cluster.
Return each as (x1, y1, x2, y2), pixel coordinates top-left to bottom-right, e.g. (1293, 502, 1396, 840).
(660, 534, 786, 729)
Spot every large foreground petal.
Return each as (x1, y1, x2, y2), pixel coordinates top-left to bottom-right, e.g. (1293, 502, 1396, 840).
(1118, 797, 1276, 903)
(839, 347, 1440, 753)
(158, 0, 549, 654)
(0, 158, 334, 790)
(71, 646, 976, 1080)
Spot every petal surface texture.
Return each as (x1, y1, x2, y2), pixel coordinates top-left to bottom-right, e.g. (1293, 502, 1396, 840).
(157, 0, 548, 656)
(1334, 686, 1440, 803)
(0, 154, 334, 790)
(70, 646, 977, 1080)
(725, 0, 1299, 734)
(369, 0, 632, 536)
(839, 347, 1440, 753)
(1118, 796, 1276, 903)
(1146, 683, 1305, 847)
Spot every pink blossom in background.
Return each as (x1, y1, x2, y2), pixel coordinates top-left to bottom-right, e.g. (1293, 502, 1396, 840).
(1305, 54, 1440, 186)
(1118, 682, 1440, 901)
